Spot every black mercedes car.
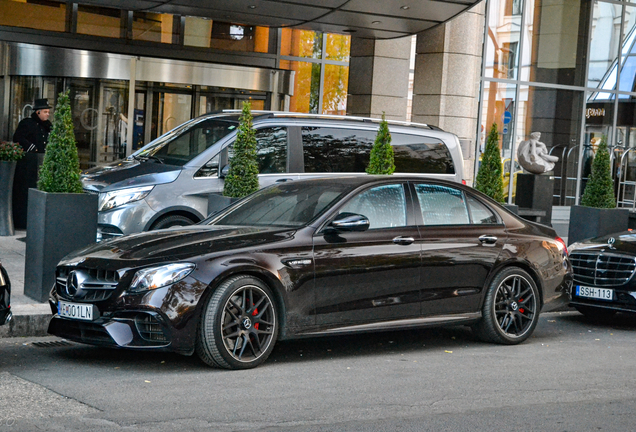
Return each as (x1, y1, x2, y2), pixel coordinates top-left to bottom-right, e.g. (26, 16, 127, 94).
(0, 260, 11, 326)
(569, 231, 636, 318)
(48, 176, 571, 369)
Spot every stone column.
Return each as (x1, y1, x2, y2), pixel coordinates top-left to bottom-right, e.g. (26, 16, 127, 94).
(346, 37, 411, 121)
(412, 3, 486, 183)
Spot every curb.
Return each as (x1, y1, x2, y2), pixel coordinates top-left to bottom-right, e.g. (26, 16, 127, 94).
(0, 312, 51, 338)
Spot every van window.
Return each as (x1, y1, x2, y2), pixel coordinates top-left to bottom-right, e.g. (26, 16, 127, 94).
(392, 134, 455, 174)
(302, 127, 374, 172)
(301, 127, 454, 174)
(138, 118, 237, 166)
(225, 127, 288, 174)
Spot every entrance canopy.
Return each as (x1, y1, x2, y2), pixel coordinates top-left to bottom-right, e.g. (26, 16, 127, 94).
(79, 0, 482, 39)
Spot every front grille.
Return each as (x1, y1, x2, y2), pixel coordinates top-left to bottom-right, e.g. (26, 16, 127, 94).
(56, 266, 120, 302)
(570, 251, 636, 287)
(135, 315, 168, 342)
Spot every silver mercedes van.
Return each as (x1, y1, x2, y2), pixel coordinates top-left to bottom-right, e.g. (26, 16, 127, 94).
(80, 111, 465, 241)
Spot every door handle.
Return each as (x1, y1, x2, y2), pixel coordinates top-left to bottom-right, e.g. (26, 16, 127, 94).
(393, 236, 415, 245)
(478, 235, 498, 244)
(276, 178, 293, 182)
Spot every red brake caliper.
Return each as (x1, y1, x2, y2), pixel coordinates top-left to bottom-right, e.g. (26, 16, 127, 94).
(252, 308, 259, 330)
(519, 298, 524, 314)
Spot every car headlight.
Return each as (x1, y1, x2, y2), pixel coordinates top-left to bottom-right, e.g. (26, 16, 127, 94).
(129, 263, 195, 293)
(98, 186, 154, 212)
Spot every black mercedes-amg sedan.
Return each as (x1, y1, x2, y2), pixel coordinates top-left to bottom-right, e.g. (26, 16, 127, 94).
(48, 176, 571, 369)
(0, 260, 11, 326)
(569, 231, 636, 318)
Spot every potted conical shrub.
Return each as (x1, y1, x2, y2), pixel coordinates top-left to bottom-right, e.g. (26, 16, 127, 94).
(475, 124, 511, 208)
(0, 141, 25, 236)
(223, 101, 259, 198)
(24, 90, 98, 302)
(366, 113, 395, 175)
(568, 136, 628, 245)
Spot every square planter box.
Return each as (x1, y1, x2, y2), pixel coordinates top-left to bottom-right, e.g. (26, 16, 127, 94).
(208, 193, 239, 217)
(24, 189, 98, 303)
(567, 205, 629, 246)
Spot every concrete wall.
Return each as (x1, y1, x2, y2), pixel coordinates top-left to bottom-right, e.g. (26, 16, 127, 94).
(347, 37, 411, 121)
(412, 3, 486, 182)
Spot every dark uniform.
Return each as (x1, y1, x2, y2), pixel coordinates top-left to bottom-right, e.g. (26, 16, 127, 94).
(13, 112, 52, 153)
(13, 99, 53, 153)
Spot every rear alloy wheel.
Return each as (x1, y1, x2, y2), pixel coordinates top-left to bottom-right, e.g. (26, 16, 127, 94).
(473, 267, 540, 344)
(574, 305, 617, 320)
(196, 275, 278, 369)
(151, 215, 195, 230)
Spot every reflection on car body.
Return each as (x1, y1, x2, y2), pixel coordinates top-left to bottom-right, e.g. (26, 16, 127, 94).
(48, 176, 571, 369)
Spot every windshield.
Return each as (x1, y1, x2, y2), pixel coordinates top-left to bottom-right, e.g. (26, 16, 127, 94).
(132, 117, 238, 166)
(209, 183, 351, 227)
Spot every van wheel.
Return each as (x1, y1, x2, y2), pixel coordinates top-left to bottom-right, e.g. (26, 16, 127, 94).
(151, 215, 195, 230)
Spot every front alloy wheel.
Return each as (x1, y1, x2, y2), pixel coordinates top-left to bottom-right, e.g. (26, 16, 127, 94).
(197, 275, 278, 369)
(473, 267, 540, 344)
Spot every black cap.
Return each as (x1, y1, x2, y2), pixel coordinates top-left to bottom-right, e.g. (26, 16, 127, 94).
(33, 98, 52, 111)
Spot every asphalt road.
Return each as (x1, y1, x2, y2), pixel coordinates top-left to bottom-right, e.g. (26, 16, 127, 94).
(1, 310, 635, 432)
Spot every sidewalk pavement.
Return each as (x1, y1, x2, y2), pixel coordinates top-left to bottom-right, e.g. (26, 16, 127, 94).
(0, 230, 51, 338)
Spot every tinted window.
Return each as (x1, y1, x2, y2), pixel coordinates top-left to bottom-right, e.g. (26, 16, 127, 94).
(138, 119, 237, 166)
(415, 184, 469, 225)
(339, 184, 407, 229)
(392, 134, 455, 174)
(301, 127, 454, 174)
(255, 127, 287, 174)
(467, 196, 498, 224)
(226, 127, 288, 174)
(302, 127, 374, 172)
(211, 183, 348, 227)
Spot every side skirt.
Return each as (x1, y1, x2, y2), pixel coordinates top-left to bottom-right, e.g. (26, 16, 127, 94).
(299, 312, 482, 337)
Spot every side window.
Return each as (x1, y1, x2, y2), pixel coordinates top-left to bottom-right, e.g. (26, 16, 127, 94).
(302, 126, 374, 172)
(255, 127, 287, 174)
(339, 184, 407, 229)
(392, 134, 455, 174)
(467, 195, 498, 224)
(415, 184, 469, 225)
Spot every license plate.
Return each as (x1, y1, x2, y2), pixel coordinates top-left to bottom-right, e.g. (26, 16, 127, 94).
(575, 286, 614, 301)
(58, 301, 96, 321)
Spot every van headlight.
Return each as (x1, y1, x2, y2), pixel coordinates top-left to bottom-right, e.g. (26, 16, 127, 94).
(129, 263, 195, 293)
(98, 186, 154, 212)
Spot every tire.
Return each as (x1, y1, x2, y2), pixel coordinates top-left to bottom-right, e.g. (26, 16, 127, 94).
(151, 215, 195, 230)
(196, 275, 278, 369)
(473, 267, 540, 345)
(574, 305, 617, 320)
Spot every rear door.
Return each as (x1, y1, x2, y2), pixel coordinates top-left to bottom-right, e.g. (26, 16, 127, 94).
(411, 182, 507, 316)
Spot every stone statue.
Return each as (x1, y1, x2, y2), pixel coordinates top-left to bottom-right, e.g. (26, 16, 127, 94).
(517, 132, 559, 174)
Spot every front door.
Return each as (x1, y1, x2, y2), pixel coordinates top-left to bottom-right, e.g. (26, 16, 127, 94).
(313, 183, 421, 326)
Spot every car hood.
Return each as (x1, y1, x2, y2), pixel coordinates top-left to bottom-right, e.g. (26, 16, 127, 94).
(59, 225, 297, 268)
(569, 230, 636, 254)
(81, 159, 181, 193)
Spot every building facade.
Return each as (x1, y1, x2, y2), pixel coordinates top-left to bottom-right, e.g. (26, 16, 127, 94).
(478, 0, 636, 205)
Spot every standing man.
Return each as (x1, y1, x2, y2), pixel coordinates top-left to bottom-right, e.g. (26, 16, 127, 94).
(13, 98, 52, 153)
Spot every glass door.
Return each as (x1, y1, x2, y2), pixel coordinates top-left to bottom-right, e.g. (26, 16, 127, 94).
(151, 90, 193, 141)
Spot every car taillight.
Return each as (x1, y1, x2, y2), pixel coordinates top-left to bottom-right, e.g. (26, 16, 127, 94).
(555, 237, 568, 256)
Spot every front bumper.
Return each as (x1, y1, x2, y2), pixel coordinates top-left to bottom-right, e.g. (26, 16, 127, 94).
(569, 283, 636, 313)
(98, 199, 157, 239)
(48, 276, 206, 355)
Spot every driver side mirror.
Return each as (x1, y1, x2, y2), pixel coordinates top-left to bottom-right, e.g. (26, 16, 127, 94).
(219, 164, 230, 179)
(329, 212, 370, 232)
